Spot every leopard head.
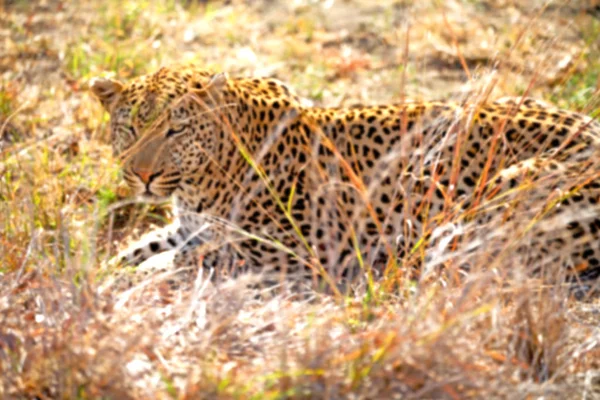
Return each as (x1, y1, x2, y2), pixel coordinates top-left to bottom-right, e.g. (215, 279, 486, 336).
(90, 65, 228, 199)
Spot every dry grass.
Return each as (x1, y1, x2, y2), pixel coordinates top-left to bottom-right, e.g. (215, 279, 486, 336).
(2, 0, 600, 398)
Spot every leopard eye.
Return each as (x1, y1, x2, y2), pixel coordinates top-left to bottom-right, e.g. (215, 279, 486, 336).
(166, 125, 186, 138)
(114, 125, 137, 151)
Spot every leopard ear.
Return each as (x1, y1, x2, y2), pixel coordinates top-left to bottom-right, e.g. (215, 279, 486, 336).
(207, 73, 227, 94)
(191, 72, 227, 102)
(90, 77, 124, 111)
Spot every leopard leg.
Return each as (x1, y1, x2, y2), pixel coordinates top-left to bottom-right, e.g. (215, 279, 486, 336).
(101, 241, 205, 294)
(110, 220, 209, 267)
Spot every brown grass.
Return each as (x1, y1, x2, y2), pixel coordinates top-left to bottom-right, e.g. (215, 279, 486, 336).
(1, 0, 600, 398)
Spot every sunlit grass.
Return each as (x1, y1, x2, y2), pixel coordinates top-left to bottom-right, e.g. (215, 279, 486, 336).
(551, 19, 600, 114)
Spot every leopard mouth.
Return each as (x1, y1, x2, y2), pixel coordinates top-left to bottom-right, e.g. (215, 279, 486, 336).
(123, 178, 180, 199)
(143, 179, 181, 198)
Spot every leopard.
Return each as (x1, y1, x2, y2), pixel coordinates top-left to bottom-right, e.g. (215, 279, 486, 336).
(90, 63, 600, 293)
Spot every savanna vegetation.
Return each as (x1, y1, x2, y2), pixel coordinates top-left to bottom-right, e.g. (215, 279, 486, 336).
(1, 0, 600, 398)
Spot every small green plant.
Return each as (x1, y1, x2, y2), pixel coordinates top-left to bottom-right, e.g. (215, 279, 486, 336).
(0, 86, 15, 118)
(550, 19, 600, 113)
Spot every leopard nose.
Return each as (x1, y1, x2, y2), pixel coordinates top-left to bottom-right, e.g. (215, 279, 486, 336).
(133, 168, 153, 184)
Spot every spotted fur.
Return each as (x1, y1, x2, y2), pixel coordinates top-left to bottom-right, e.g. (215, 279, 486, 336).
(91, 64, 600, 290)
